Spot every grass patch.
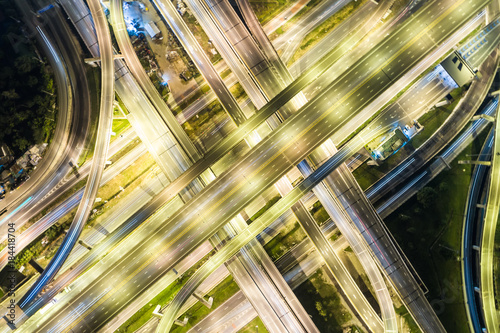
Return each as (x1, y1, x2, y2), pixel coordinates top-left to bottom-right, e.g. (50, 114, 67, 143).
(116, 250, 215, 333)
(237, 316, 268, 332)
(288, 0, 367, 65)
(229, 82, 247, 102)
(181, 100, 226, 141)
(77, 67, 101, 166)
(88, 153, 155, 226)
(330, 230, 341, 242)
(110, 119, 130, 143)
(395, 304, 420, 332)
(264, 221, 306, 260)
(171, 276, 240, 333)
(269, 0, 323, 39)
(182, 12, 221, 64)
(353, 86, 465, 190)
(248, 195, 282, 223)
(171, 83, 211, 116)
(250, 0, 295, 25)
(108, 138, 141, 164)
(383, 128, 491, 333)
(411, 87, 465, 148)
(309, 201, 330, 225)
(220, 68, 232, 80)
(294, 268, 352, 332)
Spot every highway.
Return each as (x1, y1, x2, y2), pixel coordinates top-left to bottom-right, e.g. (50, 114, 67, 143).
(173, 0, 388, 127)
(480, 85, 500, 333)
(189, 0, 393, 330)
(154, 117, 401, 331)
(18, 0, 115, 309)
(152, 0, 249, 125)
(179, 224, 349, 333)
(462, 16, 500, 67)
(376, 97, 499, 217)
(61, 0, 195, 182)
(274, 0, 352, 63)
(367, 43, 499, 204)
(1, 0, 91, 242)
(0, 141, 148, 271)
(122, 2, 315, 330)
(21, 1, 491, 331)
(109, 0, 201, 162)
(462, 129, 493, 333)
(0, 127, 137, 250)
(167, 1, 320, 329)
(6, 0, 488, 330)
(287, 0, 392, 78)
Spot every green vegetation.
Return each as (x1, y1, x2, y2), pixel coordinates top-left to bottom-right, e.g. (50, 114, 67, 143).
(250, 0, 294, 26)
(9, 151, 155, 273)
(269, 0, 323, 39)
(108, 138, 141, 164)
(353, 86, 466, 190)
(181, 100, 226, 141)
(237, 316, 268, 332)
(395, 304, 420, 332)
(149, 72, 169, 99)
(116, 250, 215, 333)
(230, 82, 248, 102)
(88, 153, 155, 226)
(110, 119, 131, 143)
(264, 221, 306, 260)
(289, 0, 367, 65)
(411, 86, 465, 148)
(220, 68, 232, 80)
(77, 67, 101, 166)
(383, 128, 492, 332)
(330, 230, 341, 242)
(248, 195, 282, 223)
(171, 83, 211, 116)
(294, 268, 353, 331)
(309, 201, 330, 225)
(0, 3, 58, 155)
(182, 12, 221, 64)
(171, 276, 240, 333)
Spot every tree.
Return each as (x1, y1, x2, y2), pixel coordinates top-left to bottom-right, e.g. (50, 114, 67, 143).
(438, 182, 449, 192)
(14, 56, 34, 73)
(417, 187, 437, 208)
(315, 301, 327, 318)
(1, 89, 19, 100)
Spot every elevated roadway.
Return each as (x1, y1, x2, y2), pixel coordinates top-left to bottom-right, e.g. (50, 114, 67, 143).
(189, 0, 393, 330)
(61, 0, 195, 181)
(367, 47, 499, 204)
(376, 97, 499, 217)
(1, 0, 91, 241)
(18, 0, 115, 309)
(155, 121, 401, 331)
(152, 0, 248, 125)
(463, 129, 493, 333)
(27, 1, 492, 331)
(109, 0, 200, 161)
(0, 142, 147, 271)
(480, 85, 500, 333)
(10, 0, 488, 330)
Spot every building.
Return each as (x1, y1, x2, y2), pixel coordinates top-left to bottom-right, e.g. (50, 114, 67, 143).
(144, 21, 162, 40)
(440, 51, 476, 87)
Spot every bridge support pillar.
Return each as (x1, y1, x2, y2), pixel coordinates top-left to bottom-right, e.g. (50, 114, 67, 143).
(193, 292, 213, 308)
